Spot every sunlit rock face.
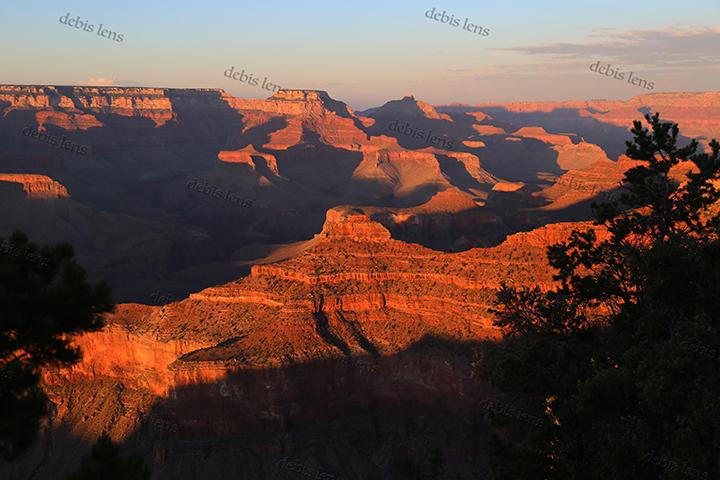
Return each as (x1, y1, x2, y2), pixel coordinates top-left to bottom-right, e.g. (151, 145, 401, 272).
(437, 92, 720, 158)
(2, 84, 717, 479)
(0, 174, 69, 199)
(28, 210, 607, 479)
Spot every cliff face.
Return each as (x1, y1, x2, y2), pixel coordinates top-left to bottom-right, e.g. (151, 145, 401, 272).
(44, 212, 597, 388)
(0, 174, 69, 199)
(532, 156, 698, 216)
(1, 84, 716, 479)
(0, 85, 654, 305)
(217, 145, 280, 175)
(234, 91, 369, 150)
(436, 92, 720, 160)
(0, 85, 175, 127)
(44, 323, 213, 396)
(101, 213, 558, 350)
(369, 95, 450, 120)
(16, 212, 593, 480)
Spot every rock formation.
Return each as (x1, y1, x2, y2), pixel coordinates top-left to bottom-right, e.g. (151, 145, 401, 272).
(436, 92, 720, 160)
(0, 174, 69, 199)
(0, 84, 717, 479)
(7, 211, 601, 479)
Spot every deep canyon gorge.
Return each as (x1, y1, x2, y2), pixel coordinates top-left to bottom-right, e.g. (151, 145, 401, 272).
(1, 85, 719, 479)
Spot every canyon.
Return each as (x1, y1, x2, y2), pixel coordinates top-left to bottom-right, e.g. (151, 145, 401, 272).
(0, 85, 717, 479)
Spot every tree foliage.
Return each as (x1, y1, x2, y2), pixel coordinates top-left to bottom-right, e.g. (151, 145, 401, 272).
(474, 113, 720, 480)
(391, 444, 444, 480)
(0, 231, 114, 461)
(66, 434, 151, 480)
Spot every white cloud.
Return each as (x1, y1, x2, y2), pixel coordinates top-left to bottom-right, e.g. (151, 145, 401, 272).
(76, 77, 142, 86)
(493, 25, 720, 68)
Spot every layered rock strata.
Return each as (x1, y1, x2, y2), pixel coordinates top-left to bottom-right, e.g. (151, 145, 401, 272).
(17, 213, 607, 479)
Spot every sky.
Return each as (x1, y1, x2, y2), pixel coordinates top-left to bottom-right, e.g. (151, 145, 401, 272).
(1, 0, 719, 110)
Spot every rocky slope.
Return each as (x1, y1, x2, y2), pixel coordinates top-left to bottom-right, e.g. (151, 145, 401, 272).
(0, 173, 69, 199)
(1, 210, 611, 480)
(436, 92, 720, 160)
(0, 85, 715, 479)
(1, 85, 630, 303)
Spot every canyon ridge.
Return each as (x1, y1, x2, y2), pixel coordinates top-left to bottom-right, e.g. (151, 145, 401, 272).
(1, 85, 718, 479)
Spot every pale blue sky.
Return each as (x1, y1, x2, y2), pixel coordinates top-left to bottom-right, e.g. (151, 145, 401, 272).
(1, 0, 718, 110)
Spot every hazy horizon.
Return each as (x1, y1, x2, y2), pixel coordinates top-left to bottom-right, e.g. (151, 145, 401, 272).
(2, 2, 720, 478)
(1, 0, 719, 110)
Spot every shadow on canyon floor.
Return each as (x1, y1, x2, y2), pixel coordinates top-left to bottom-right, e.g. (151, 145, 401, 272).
(0, 334, 501, 480)
(435, 105, 698, 162)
